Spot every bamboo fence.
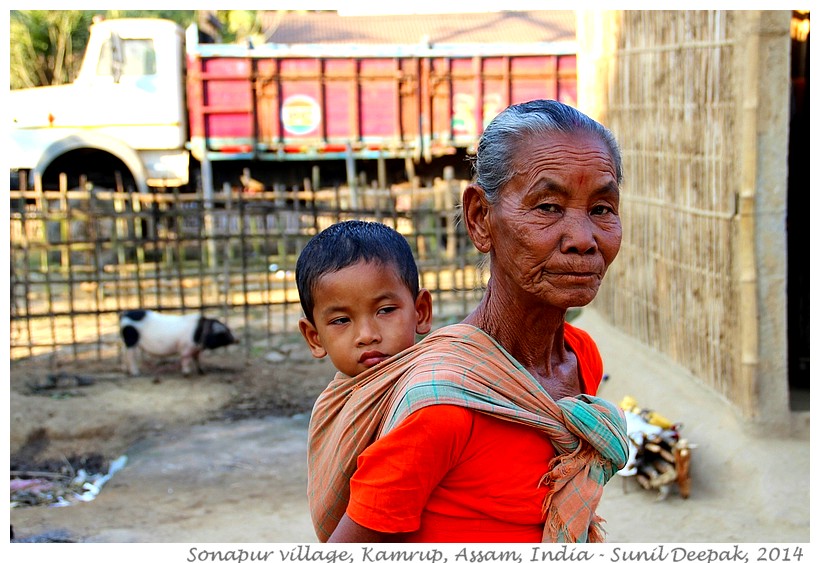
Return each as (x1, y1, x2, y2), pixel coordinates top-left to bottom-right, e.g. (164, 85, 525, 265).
(9, 176, 484, 363)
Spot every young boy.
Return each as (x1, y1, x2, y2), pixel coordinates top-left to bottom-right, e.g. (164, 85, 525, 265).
(295, 220, 433, 377)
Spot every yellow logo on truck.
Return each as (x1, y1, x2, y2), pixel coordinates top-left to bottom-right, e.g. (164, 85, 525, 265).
(281, 95, 321, 136)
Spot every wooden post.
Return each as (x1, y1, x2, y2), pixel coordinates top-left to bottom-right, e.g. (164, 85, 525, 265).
(221, 182, 234, 320)
(411, 176, 426, 260)
(373, 180, 382, 221)
(114, 183, 127, 271)
(34, 173, 47, 272)
(308, 170, 319, 233)
(203, 165, 218, 273)
(59, 175, 70, 270)
(444, 166, 457, 260)
(377, 151, 387, 190)
(735, 11, 765, 419)
(131, 191, 145, 308)
(312, 165, 321, 194)
(201, 153, 215, 208)
(404, 156, 416, 185)
(733, 11, 791, 425)
(345, 142, 359, 210)
(172, 189, 186, 312)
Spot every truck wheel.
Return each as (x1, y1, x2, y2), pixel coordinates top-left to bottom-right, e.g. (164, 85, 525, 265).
(42, 150, 138, 192)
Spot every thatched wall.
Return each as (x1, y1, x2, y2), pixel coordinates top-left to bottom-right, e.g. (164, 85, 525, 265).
(576, 11, 792, 425)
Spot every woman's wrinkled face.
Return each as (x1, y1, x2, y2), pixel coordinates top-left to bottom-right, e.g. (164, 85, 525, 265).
(486, 131, 622, 310)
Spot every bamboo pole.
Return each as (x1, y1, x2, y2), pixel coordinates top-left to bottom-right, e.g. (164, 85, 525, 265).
(734, 11, 762, 419)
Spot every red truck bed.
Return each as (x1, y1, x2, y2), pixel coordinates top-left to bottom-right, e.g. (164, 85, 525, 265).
(186, 46, 576, 163)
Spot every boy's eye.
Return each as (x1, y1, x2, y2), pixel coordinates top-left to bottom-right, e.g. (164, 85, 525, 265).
(329, 317, 350, 326)
(378, 306, 398, 315)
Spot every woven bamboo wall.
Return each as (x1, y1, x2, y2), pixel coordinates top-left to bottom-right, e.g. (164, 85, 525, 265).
(584, 10, 793, 422)
(591, 11, 744, 405)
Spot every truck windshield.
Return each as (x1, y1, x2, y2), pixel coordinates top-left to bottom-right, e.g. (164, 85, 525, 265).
(96, 38, 157, 77)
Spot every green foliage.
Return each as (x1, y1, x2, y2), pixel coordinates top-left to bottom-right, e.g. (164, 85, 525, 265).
(219, 10, 265, 45)
(10, 10, 96, 89)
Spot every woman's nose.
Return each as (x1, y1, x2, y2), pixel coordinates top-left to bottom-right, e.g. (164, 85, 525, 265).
(560, 212, 597, 255)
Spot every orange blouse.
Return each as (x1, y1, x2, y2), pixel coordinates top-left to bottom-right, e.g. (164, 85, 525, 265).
(346, 323, 604, 542)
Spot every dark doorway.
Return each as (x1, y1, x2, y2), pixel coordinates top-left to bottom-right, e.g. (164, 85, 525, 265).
(787, 11, 810, 411)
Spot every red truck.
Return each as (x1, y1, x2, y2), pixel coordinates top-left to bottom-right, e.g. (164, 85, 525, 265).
(10, 14, 577, 194)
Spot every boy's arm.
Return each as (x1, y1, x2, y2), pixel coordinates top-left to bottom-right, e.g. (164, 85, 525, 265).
(327, 513, 398, 542)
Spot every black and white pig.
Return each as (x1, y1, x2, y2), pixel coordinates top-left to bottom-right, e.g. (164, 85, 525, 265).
(119, 310, 238, 377)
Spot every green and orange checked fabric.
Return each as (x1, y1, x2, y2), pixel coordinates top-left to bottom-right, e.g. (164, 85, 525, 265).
(307, 323, 628, 543)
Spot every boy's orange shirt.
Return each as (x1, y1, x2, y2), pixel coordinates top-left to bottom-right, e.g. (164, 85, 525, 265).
(347, 324, 604, 542)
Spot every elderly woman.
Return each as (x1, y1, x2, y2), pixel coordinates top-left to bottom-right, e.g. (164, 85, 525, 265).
(307, 99, 628, 543)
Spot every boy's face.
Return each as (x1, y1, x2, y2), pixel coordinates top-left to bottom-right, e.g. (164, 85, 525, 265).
(298, 260, 432, 377)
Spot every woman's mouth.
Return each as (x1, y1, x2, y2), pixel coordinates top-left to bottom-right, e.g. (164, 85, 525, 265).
(546, 270, 599, 283)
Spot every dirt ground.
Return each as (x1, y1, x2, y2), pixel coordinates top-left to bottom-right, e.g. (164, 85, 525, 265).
(8, 309, 812, 546)
(9, 330, 328, 543)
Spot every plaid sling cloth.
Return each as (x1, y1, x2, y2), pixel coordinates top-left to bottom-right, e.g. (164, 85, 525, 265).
(307, 323, 628, 543)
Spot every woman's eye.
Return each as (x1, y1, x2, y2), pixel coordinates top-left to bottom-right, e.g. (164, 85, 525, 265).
(591, 205, 616, 216)
(538, 203, 561, 213)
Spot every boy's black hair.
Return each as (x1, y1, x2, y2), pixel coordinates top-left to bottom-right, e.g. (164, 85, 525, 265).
(295, 220, 420, 324)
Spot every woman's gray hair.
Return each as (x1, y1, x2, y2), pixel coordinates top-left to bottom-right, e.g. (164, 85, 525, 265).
(471, 99, 623, 204)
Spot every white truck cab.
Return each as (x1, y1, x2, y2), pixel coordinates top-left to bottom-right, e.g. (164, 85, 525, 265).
(10, 18, 189, 192)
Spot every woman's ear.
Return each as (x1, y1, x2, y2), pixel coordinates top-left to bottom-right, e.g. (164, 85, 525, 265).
(462, 183, 492, 253)
(414, 288, 434, 335)
(298, 318, 328, 359)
